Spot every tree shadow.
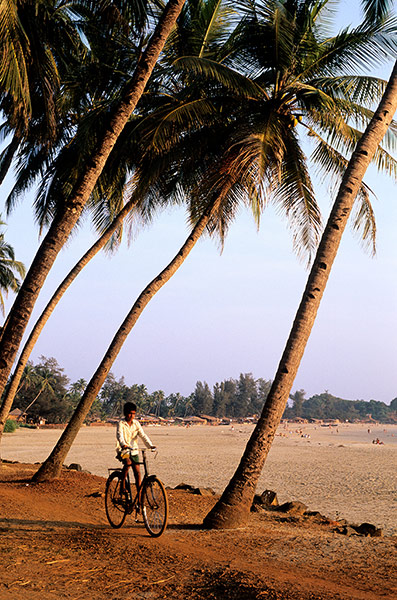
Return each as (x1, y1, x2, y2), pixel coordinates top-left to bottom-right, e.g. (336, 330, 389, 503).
(0, 517, 108, 531)
(166, 523, 205, 531)
(180, 567, 283, 600)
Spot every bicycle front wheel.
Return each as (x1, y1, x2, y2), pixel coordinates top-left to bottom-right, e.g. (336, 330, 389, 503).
(141, 476, 168, 537)
(105, 471, 127, 529)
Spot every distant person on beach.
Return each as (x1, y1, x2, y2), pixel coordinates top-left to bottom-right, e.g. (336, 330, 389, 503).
(116, 402, 156, 498)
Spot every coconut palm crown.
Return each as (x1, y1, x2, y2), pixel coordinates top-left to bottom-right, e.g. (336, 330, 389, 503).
(129, 0, 396, 262)
(0, 218, 25, 316)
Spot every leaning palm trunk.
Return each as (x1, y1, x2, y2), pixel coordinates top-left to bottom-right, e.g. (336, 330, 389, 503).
(0, 0, 186, 440)
(0, 195, 139, 432)
(21, 388, 44, 416)
(203, 61, 397, 529)
(32, 198, 220, 482)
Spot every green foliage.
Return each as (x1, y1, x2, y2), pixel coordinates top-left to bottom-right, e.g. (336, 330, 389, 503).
(7, 359, 397, 423)
(130, 0, 397, 265)
(12, 356, 71, 424)
(18, 422, 36, 429)
(283, 391, 396, 423)
(182, 373, 271, 418)
(0, 216, 25, 315)
(4, 419, 17, 433)
(192, 381, 213, 415)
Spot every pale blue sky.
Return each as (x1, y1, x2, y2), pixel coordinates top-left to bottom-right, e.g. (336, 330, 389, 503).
(1, 2, 396, 404)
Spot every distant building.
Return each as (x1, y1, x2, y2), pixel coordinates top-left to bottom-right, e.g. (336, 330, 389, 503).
(183, 416, 206, 425)
(198, 415, 220, 425)
(8, 408, 25, 422)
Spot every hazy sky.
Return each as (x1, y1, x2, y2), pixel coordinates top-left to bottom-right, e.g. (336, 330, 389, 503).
(1, 2, 396, 404)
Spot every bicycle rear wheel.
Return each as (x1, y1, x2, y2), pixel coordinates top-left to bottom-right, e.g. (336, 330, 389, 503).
(141, 476, 168, 537)
(105, 471, 127, 528)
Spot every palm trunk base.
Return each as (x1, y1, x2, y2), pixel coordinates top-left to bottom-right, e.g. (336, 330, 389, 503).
(32, 459, 63, 483)
(203, 497, 252, 529)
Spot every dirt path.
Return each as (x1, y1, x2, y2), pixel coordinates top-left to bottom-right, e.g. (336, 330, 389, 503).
(0, 462, 396, 599)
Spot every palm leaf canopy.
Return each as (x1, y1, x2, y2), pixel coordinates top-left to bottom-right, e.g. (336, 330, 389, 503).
(3, 0, 158, 230)
(0, 216, 25, 315)
(129, 0, 397, 261)
(3, 0, 397, 263)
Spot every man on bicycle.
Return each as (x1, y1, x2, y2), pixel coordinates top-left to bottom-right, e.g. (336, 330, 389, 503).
(116, 402, 156, 499)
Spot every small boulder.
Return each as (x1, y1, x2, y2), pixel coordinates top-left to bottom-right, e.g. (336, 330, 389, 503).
(67, 463, 82, 471)
(353, 523, 383, 537)
(277, 501, 307, 515)
(260, 490, 279, 507)
(174, 483, 215, 496)
(196, 487, 216, 496)
(252, 490, 279, 511)
(174, 483, 196, 491)
(335, 525, 360, 537)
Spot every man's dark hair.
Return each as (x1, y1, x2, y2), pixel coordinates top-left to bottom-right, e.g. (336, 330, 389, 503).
(123, 402, 137, 417)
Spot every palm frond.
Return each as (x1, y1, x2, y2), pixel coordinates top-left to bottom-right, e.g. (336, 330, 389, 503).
(0, 0, 31, 124)
(174, 55, 268, 98)
(360, 0, 395, 25)
(271, 129, 322, 264)
(309, 135, 377, 252)
(350, 184, 377, 255)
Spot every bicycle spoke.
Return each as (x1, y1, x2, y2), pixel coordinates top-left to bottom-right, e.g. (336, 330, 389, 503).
(141, 477, 168, 537)
(105, 471, 128, 528)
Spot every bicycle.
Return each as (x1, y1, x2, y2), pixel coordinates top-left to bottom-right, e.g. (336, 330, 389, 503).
(105, 448, 168, 537)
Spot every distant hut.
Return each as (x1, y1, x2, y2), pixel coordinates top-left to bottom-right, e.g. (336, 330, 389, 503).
(8, 408, 26, 423)
(199, 415, 220, 425)
(139, 415, 161, 426)
(183, 416, 206, 426)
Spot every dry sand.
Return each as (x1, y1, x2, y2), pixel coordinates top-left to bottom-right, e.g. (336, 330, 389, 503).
(2, 422, 396, 535)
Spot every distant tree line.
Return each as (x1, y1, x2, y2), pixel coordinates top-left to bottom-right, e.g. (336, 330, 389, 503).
(5, 356, 396, 424)
(285, 390, 397, 423)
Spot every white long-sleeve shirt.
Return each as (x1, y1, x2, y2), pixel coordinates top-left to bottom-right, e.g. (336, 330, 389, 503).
(116, 419, 153, 455)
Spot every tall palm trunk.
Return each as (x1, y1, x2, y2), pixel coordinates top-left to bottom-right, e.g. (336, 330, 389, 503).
(0, 195, 139, 438)
(32, 198, 220, 482)
(203, 61, 397, 529)
(0, 0, 187, 440)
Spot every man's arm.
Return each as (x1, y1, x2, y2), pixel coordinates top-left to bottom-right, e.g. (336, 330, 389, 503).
(137, 422, 155, 449)
(116, 421, 129, 449)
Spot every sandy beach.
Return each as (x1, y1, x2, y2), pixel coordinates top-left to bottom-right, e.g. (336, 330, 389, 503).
(2, 421, 396, 535)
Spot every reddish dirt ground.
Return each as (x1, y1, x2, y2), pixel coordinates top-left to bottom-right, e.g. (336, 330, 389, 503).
(0, 461, 396, 600)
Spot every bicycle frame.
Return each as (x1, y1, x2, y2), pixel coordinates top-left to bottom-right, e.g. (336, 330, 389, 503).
(105, 448, 168, 536)
(107, 448, 152, 505)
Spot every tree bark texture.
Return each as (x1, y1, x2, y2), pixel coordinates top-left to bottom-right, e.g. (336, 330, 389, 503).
(203, 60, 397, 529)
(0, 0, 186, 440)
(32, 199, 220, 482)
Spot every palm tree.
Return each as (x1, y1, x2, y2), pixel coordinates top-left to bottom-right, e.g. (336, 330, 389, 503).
(151, 390, 165, 417)
(4, 0, 394, 427)
(0, 192, 142, 423)
(0, 0, 166, 416)
(0, 218, 25, 316)
(32, 0, 396, 480)
(0, 0, 187, 442)
(203, 64, 397, 528)
(21, 366, 56, 417)
(0, 0, 85, 184)
(32, 192, 226, 481)
(14, 361, 37, 397)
